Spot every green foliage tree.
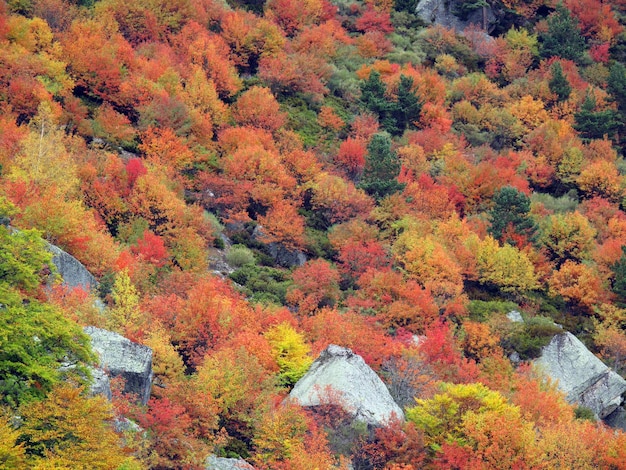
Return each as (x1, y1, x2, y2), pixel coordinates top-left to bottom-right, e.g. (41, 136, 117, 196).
(548, 61, 571, 102)
(0, 226, 52, 293)
(574, 92, 622, 140)
(0, 224, 94, 407)
(488, 186, 537, 246)
(393, 74, 422, 132)
(359, 133, 405, 201)
(0, 285, 94, 407)
(540, 3, 586, 62)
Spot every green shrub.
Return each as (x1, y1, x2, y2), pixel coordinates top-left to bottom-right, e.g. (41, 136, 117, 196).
(226, 244, 256, 268)
(574, 405, 597, 422)
(501, 315, 563, 360)
(530, 192, 578, 214)
(229, 265, 292, 305)
(467, 300, 519, 322)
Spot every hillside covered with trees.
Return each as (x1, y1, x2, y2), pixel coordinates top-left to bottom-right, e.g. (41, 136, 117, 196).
(2, 0, 626, 467)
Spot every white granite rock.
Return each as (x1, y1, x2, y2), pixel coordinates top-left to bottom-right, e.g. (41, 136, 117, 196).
(85, 327, 153, 405)
(205, 455, 255, 470)
(535, 333, 626, 419)
(289, 345, 404, 426)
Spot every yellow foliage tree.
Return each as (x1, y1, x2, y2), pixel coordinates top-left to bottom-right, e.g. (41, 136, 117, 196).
(143, 324, 186, 394)
(395, 234, 464, 304)
(108, 269, 142, 338)
(9, 102, 78, 199)
(476, 236, 538, 294)
(18, 384, 138, 469)
(264, 323, 313, 386)
(0, 412, 25, 469)
(540, 211, 596, 264)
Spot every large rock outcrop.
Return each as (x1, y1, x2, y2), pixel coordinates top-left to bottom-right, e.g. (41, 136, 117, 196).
(47, 242, 97, 290)
(289, 345, 404, 426)
(85, 327, 153, 405)
(252, 225, 307, 268)
(205, 455, 255, 470)
(416, 0, 496, 32)
(534, 332, 626, 419)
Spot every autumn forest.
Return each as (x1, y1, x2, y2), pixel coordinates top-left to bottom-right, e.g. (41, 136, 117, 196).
(2, 0, 626, 468)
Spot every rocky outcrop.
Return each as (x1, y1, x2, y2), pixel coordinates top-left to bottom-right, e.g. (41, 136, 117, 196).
(416, 0, 496, 32)
(506, 310, 523, 323)
(47, 242, 97, 290)
(205, 455, 255, 470)
(534, 333, 626, 419)
(252, 225, 306, 268)
(85, 327, 153, 405)
(289, 345, 404, 426)
(267, 242, 307, 268)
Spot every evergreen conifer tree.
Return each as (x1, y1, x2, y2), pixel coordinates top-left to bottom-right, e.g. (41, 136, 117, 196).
(611, 246, 626, 307)
(608, 62, 626, 114)
(359, 133, 405, 200)
(488, 186, 537, 246)
(540, 3, 586, 62)
(574, 92, 622, 140)
(360, 71, 399, 135)
(393, 75, 422, 132)
(549, 61, 571, 102)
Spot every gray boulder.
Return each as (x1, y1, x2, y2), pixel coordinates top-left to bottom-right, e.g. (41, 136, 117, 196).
(252, 225, 306, 267)
(206, 455, 255, 470)
(47, 242, 97, 290)
(85, 326, 153, 405)
(267, 242, 307, 268)
(416, 0, 496, 32)
(289, 345, 404, 426)
(534, 333, 626, 419)
(89, 366, 112, 401)
(506, 310, 523, 323)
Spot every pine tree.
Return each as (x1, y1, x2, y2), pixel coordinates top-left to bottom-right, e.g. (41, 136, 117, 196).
(360, 71, 399, 135)
(608, 62, 626, 114)
(548, 61, 571, 102)
(574, 92, 622, 140)
(540, 3, 586, 62)
(488, 186, 537, 246)
(359, 133, 405, 200)
(393, 74, 422, 132)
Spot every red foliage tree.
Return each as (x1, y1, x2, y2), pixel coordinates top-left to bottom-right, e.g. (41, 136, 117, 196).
(336, 137, 367, 179)
(287, 259, 341, 314)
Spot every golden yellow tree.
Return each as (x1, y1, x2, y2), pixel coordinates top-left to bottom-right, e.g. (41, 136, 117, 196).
(18, 384, 139, 469)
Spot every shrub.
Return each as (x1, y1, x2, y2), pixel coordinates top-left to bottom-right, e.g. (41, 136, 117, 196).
(226, 244, 256, 268)
(501, 315, 563, 360)
(467, 300, 519, 322)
